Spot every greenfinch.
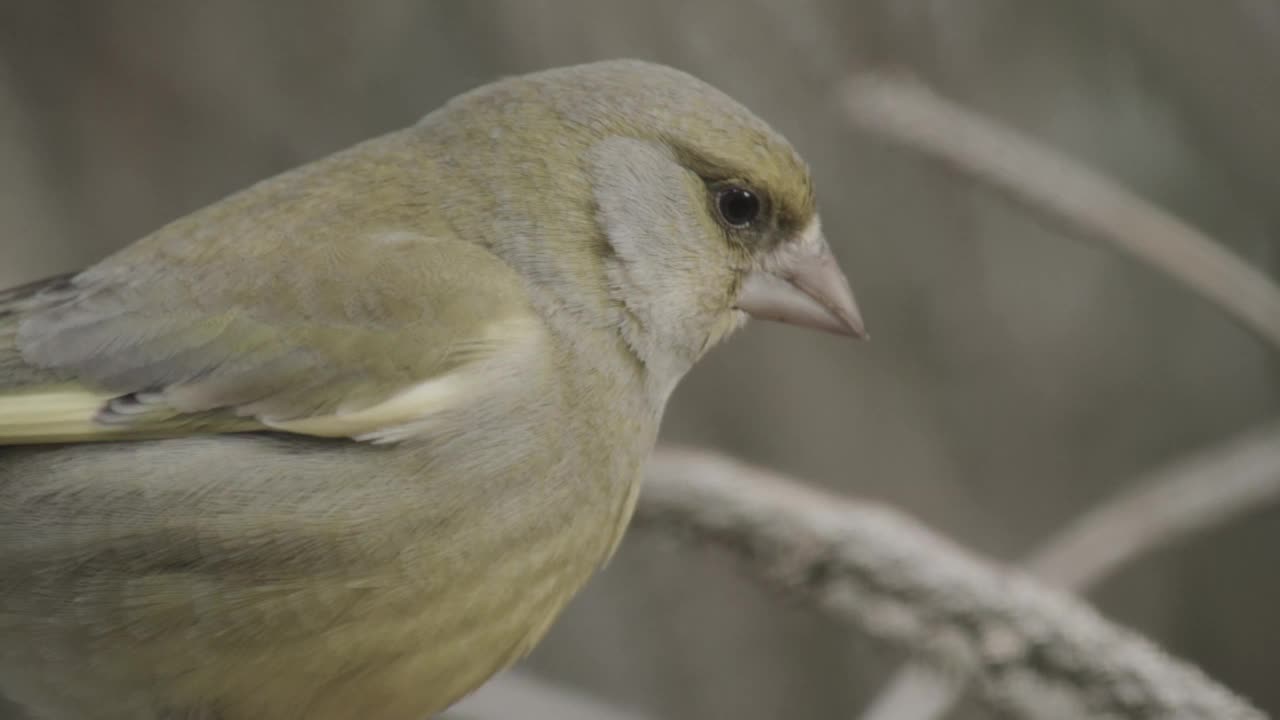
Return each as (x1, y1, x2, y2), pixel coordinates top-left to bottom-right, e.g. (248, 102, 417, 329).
(0, 60, 862, 719)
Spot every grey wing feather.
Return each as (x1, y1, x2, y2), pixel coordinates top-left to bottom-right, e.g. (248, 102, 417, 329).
(0, 273, 77, 390)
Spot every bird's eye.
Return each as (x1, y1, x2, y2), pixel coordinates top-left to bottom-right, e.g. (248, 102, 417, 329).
(715, 186, 761, 228)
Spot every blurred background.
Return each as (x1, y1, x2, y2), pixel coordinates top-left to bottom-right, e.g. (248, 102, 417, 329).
(1, 2, 1277, 718)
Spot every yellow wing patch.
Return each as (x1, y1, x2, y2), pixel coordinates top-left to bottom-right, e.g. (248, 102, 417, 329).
(267, 316, 546, 444)
(264, 373, 472, 442)
(0, 316, 545, 446)
(0, 386, 127, 444)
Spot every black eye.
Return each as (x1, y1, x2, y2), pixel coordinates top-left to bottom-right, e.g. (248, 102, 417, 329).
(715, 186, 761, 228)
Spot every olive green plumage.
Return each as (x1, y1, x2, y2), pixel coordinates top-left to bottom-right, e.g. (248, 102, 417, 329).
(0, 60, 862, 719)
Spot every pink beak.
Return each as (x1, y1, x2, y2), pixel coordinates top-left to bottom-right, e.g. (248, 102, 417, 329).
(734, 230, 866, 338)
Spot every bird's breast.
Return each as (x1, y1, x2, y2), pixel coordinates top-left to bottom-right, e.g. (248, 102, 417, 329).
(216, 453, 639, 720)
(162, 493, 621, 720)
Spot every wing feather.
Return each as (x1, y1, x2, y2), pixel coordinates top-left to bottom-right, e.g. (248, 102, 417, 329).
(0, 234, 544, 445)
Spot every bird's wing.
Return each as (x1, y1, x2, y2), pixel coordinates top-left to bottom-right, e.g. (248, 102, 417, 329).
(0, 233, 546, 445)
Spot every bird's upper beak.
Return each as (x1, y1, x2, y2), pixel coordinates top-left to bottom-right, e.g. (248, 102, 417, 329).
(734, 224, 866, 338)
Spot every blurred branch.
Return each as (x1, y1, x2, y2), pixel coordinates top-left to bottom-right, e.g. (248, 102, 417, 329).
(839, 73, 1280, 720)
(446, 671, 652, 720)
(636, 448, 1265, 719)
(839, 74, 1280, 353)
(1025, 421, 1280, 587)
(860, 422, 1280, 720)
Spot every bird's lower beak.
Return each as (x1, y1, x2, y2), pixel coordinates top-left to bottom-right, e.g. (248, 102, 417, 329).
(734, 235, 866, 338)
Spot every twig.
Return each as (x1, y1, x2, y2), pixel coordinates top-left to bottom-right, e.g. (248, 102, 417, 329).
(636, 448, 1265, 719)
(446, 671, 652, 720)
(860, 423, 1280, 720)
(839, 74, 1280, 353)
(1025, 422, 1280, 587)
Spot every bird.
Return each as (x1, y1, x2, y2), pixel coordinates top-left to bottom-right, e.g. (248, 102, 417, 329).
(0, 59, 863, 720)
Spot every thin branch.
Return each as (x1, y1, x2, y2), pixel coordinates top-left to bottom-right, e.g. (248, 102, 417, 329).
(858, 664, 964, 720)
(860, 423, 1280, 720)
(839, 74, 1280, 353)
(1025, 421, 1280, 587)
(446, 671, 652, 720)
(636, 448, 1265, 719)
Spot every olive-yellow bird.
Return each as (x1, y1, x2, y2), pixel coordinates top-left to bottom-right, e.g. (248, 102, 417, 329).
(0, 60, 863, 720)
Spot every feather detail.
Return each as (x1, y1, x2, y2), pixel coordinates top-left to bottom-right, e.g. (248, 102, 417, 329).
(263, 374, 470, 439)
(270, 316, 547, 443)
(1, 229, 548, 447)
(0, 316, 545, 446)
(0, 386, 117, 444)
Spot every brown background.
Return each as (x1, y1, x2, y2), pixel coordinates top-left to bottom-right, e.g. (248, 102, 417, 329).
(1, 2, 1277, 717)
